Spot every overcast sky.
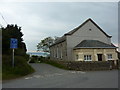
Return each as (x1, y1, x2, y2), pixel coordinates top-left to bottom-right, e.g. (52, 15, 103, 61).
(0, 2, 118, 52)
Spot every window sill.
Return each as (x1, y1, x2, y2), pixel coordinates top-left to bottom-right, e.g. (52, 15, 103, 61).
(108, 59, 113, 60)
(84, 60, 92, 61)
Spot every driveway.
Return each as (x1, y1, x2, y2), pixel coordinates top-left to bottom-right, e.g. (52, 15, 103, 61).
(2, 63, 118, 88)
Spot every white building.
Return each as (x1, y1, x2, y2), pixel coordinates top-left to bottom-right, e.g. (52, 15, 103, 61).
(50, 18, 118, 61)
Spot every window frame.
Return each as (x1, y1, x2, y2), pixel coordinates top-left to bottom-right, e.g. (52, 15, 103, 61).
(107, 54, 112, 60)
(84, 55, 92, 61)
(76, 54, 79, 60)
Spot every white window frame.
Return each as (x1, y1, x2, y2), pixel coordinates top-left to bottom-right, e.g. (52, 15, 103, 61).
(107, 54, 112, 60)
(84, 55, 92, 61)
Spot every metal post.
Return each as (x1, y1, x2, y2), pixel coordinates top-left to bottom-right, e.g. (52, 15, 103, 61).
(12, 49, 14, 68)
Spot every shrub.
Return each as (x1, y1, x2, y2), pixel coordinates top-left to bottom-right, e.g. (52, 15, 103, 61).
(29, 55, 38, 63)
(29, 56, 47, 63)
(38, 56, 46, 62)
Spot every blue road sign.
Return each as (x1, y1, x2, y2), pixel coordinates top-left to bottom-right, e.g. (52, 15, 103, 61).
(10, 38, 18, 49)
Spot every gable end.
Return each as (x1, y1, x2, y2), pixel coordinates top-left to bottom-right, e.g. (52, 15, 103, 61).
(64, 18, 112, 38)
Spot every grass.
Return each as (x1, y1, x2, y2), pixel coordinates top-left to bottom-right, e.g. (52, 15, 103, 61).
(0, 73, 1, 80)
(2, 55, 35, 80)
(0, 66, 2, 80)
(42, 60, 69, 70)
(3, 65, 35, 80)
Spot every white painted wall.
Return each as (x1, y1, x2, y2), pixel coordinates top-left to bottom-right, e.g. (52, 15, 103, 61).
(50, 41, 67, 60)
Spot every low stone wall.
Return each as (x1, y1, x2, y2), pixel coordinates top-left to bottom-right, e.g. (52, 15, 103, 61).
(47, 60, 118, 71)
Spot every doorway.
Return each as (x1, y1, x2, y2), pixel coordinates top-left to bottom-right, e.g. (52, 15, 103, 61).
(97, 54, 102, 61)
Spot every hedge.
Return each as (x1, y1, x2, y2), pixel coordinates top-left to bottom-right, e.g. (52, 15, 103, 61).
(2, 55, 35, 80)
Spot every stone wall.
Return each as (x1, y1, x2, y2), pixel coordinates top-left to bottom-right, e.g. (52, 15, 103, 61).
(48, 60, 118, 71)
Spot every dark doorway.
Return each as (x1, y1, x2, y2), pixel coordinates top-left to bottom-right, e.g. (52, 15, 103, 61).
(97, 54, 102, 61)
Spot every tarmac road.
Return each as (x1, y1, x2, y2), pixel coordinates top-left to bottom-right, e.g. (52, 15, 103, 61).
(2, 63, 118, 88)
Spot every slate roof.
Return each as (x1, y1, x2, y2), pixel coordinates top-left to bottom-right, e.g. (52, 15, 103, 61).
(50, 36, 66, 47)
(50, 18, 112, 47)
(74, 40, 117, 49)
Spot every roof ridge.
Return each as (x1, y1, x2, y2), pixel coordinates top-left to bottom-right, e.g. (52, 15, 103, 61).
(65, 18, 112, 38)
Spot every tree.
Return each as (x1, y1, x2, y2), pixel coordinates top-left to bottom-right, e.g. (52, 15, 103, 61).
(2, 24, 27, 55)
(54, 36, 60, 42)
(37, 37, 55, 52)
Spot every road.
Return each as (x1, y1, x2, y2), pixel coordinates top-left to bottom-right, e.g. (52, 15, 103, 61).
(3, 63, 118, 88)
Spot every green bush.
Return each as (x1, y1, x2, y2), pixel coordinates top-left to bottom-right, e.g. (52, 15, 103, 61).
(29, 55, 38, 63)
(38, 56, 46, 62)
(2, 55, 35, 80)
(29, 58, 37, 63)
(29, 56, 46, 63)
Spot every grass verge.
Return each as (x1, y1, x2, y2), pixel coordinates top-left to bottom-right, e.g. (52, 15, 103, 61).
(0, 73, 1, 80)
(2, 55, 35, 80)
(42, 60, 69, 70)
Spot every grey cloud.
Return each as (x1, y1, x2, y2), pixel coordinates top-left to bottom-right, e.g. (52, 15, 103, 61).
(0, 2, 118, 51)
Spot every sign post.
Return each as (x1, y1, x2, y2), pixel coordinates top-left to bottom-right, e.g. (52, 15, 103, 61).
(10, 38, 18, 68)
(12, 49, 14, 67)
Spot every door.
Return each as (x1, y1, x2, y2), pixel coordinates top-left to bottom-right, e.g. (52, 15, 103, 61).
(97, 54, 102, 61)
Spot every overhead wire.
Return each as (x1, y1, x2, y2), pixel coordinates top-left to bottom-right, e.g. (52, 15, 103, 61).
(0, 11, 8, 25)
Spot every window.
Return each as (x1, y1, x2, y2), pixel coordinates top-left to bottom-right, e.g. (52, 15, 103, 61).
(65, 46, 67, 56)
(57, 47, 59, 58)
(60, 44, 63, 59)
(60, 47, 62, 59)
(107, 54, 112, 60)
(53, 49, 55, 57)
(76, 54, 79, 60)
(56, 48, 57, 57)
(84, 55, 92, 61)
(89, 29, 92, 31)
